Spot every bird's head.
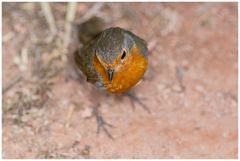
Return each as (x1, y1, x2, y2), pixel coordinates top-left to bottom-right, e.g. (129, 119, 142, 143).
(92, 27, 148, 93)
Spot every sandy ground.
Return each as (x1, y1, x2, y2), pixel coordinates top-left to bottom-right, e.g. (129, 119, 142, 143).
(2, 2, 238, 159)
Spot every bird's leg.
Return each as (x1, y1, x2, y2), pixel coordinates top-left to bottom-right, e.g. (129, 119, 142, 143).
(91, 104, 115, 140)
(125, 92, 151, 113)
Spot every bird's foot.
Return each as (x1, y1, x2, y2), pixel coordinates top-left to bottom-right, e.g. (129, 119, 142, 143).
(125, 92, 151, 113)
(92, 105, 115, 140)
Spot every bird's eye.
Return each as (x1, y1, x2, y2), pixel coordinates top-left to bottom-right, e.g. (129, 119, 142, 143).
(121, 50, 126, 59)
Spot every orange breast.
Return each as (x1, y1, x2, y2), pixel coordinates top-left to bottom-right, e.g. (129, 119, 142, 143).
(93, 47, 148, 93)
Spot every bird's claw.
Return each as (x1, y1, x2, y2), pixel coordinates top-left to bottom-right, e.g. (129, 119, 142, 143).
(93, 106, 115, 140)
(125, 92, 151, 113)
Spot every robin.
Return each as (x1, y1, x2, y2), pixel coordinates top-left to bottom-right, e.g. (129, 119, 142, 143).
(74, 17, 148, 93)
(73, 17, 149, 138)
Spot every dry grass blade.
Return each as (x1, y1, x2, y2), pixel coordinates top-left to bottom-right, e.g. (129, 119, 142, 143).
(3, 75, 23, 94)
(78, 3, 105, 23)
(40, 3, 57, 37)
(3, 32, 15, 43)
(63, 2, 77, 50)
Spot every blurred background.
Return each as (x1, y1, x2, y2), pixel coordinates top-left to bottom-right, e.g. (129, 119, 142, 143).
(2, 2, 237, 159)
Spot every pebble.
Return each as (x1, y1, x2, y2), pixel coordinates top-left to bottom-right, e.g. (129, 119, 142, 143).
(171, 84, 183, 92)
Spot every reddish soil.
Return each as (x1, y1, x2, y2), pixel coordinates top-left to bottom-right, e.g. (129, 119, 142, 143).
(2, 2, 238, 158)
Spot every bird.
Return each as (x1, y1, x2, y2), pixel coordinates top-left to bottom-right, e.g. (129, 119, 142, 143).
(74, 17, 148, 94)
(72, 17, 149, 139)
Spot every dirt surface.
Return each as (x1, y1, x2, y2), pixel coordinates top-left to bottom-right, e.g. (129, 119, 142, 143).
(2, 2, 238, 159)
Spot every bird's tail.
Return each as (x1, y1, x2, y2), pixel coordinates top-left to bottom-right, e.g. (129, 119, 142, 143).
(77, 16, 105, 45)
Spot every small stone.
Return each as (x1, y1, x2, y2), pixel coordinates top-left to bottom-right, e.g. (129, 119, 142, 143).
(195, 85, 206, 94)
(171, 84, 183, 92)
(76, 133, 82, 142)
(21, 115, 30, 122)
(157, 84, 166, 90)
(222, 132, 229, 138)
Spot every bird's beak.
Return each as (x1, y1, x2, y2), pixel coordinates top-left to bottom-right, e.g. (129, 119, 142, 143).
(107, 69, 114, 82)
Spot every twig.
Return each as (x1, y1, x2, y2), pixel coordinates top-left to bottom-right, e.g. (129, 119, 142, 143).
(77, 3, 105, 23)
(148, 39, 157, 55)
(63, 2, 77, 50)
(3, 32, 14, 43)
(175, 66, 185, 92)
(3, 75, 23, 94)
(65, 104, 75, 128)
(159, 6, 180, 36)
(13, 47, 28, 72)
(40, 3, 57, 38)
